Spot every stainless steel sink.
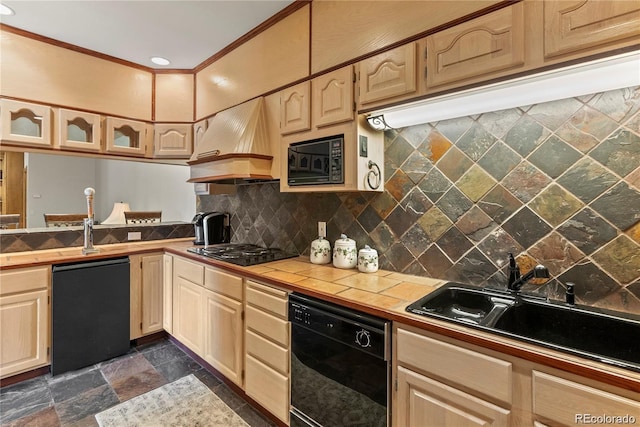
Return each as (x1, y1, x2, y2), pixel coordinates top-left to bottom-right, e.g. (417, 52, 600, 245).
(406, 282, 640, 371)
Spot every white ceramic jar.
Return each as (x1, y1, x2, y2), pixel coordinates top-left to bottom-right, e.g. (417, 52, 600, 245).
(310, 236, 331, 264)
(358, 245, 379, 273)
(333, 234, 357, 269)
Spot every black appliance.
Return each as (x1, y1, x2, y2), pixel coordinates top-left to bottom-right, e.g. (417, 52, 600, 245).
(192, 212, 230, 245)
(52, 257, 130, 376)
(187, 243, 298, 266)
(289, 293, 390, 427)
(288, 134, 344, 186)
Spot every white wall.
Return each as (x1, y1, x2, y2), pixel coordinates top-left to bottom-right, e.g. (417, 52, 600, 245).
(25, 153, 97, 227)
(95, 159, 195, 223)
(25, 153, 195, 227)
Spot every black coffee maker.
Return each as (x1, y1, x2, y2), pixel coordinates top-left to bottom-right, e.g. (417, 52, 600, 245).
(192, 212, 230, 245)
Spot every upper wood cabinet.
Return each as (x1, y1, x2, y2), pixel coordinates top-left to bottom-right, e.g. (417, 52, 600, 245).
(312, 65, 355, 128)
(423, 2, 525, 89)
(280, 81, 311, 135)
(192, 118, 209, 151)
(543, 0, 640, 60)
(357, 43, 417, 109)
(55, 108, 102, 152)
(0, 99, 52, 149)
(153, 124, 192, 158)
(104, 117, 150, 157)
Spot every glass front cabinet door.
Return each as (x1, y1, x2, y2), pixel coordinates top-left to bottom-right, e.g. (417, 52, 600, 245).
(55, 108, 102, 152)
(0, 99, 53, 149)
(104, 117, 150, 157)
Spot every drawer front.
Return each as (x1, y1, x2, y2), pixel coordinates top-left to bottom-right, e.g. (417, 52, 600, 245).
(173, 257, 204, 286)
(246, 329, 288, 374)
(397, 327, 512, 405)
(246, 280, 288, 318)
(204, 267, 243, 300)
(246, 305, 289, 347)
(0, 266, 50, 295)
(245, 354, 290, 424)
(532, 371, 640, 425)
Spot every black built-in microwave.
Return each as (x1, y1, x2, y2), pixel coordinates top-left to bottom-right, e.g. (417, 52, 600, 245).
(287, 135, 344, 186)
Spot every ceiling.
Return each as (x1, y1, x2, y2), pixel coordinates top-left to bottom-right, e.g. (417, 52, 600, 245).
(0, 0, 295, 69)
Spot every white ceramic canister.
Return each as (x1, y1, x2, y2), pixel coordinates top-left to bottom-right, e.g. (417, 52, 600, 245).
(333, 234, 357, 269)
(310, 236, 331, 264)
(358, 245, 379, 273)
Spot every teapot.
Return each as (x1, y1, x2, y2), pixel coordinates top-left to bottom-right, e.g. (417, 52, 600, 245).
(333, 234, 357, 269)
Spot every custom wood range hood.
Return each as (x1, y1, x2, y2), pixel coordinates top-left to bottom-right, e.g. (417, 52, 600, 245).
(188, 97, 274, 184)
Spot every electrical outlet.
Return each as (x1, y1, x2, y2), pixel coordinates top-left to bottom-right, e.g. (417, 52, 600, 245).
(127, 232, 142, 241)
(318, 222, 327, 238)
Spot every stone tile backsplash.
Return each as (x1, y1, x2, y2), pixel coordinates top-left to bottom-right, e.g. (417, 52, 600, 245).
(200, 86, 640, 314)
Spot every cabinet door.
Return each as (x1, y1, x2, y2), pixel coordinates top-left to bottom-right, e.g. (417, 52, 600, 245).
(544, 1, 640, 59)
(0, 100, 52, 148)
(0, 289, 49, 378)
(104, 117, 149, 157)
(203, 289, 243, 386)
(192, 118, 209, 151)
(56, 108, 102, 152)
(532, 371, 640, 425)
(424, 3, 525, 89)
(172, 276, 204, 356)
(396, 366, 511, 427)
(312, 65, 354, 128)
(153, 124, 192, 158)
(358, 43, 416, 107)
(141, 254, 163, 335)
(280, 81, 311, 135)
(162, 254, 173, 334)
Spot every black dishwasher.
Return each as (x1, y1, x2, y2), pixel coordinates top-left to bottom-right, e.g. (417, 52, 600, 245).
(52, 257, 130, 376)
(289, 293, 390, 427)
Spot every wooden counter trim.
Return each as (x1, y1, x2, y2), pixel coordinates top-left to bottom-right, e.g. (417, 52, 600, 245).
(0, 239, 192, 270)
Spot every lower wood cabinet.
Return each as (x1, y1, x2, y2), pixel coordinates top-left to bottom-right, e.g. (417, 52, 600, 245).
(396, 366, 511, 426)
(244, 280, 290, 424)
(0, 266, 50, 379)
(172, 256, 205, 355)
(162, 254, 173, 334)
(202, 266, 244, 387)
(130, 253, 164, 340)
(394, 323, 640, 426)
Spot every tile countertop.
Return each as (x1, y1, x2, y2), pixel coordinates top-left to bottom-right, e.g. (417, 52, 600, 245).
(2, 240, 639, 392)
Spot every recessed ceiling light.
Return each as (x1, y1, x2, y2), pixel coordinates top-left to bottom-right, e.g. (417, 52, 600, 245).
(150, 56, 171, 66)
(0, 3, 15, 15)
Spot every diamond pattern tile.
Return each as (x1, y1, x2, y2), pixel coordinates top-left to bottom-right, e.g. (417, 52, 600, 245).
(456, 122, 497, 161)
(478, 184, 523, 224)
(436, 187, 473, 222)
(557, 262, 620, 304)
(502, 161, 551, 202)
(528, 232, 584, 276)
(457, 165, 496, 202)
(418, 207, 453, 242)
(592, 235, 640, 284)
(529, 184, 583, 227)
(502, 207, 552, 248)
(588, 86, 640, 123)
(436, 226, 473, 262)
(477, 108, 522, 139)
(503, 115, 550, 157)
(557, 208, 617, 255)
(557, 157, 618, 203)
(590, 128, 640, 177)
(528, 135, 582, 179)
(528, 96, 583, 131)
(590, 182, 640, 231)
(436, 146, 473, 183)
(419, 129, 453, 162)
(478, 141, 521, 181)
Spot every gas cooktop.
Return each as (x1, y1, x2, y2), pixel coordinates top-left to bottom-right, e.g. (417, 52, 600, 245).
(187, 244, 298, 266)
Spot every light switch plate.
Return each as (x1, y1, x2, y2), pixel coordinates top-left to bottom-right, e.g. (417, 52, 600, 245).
(127, 232, 142, 241)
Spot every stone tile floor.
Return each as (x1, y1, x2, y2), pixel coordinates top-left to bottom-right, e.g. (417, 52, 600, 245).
(0, 338, 276, 427)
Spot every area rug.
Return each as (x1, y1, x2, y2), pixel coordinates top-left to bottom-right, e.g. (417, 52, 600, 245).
(95, 374, 249, 427)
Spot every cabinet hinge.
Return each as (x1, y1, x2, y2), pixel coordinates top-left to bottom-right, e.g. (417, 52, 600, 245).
(241, 369, 245, 380)
(47, 347, 50, 356)
(48, 296, 50, 305)
(140, 261, 143, 269)
(394, 377, 398, 391)
(241, 311, 245, 321)
(140, 322, 143, 331)
(353, 71, 357, 83)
